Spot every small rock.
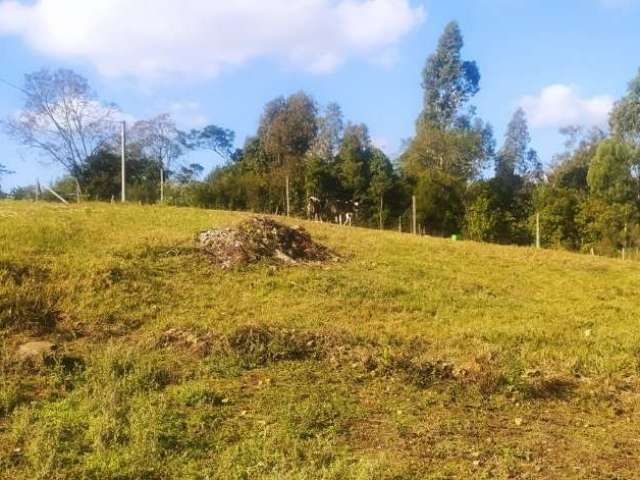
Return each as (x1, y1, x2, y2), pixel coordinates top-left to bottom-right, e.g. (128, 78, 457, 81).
(15, 341, 57, 364)
(514, 417, 524, 426)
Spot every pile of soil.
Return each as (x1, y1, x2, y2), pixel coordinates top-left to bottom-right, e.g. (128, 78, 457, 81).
(197, 216, 335, 269)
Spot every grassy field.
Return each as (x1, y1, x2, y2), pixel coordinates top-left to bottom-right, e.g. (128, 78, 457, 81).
(1, 200, 639, 479)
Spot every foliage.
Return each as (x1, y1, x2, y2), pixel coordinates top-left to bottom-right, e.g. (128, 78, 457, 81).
(336, 123, 371, 199)
(414, 169, 465, 235)
(576, 196, 637, 255)
(0, 163, 13, 195)
(401, 117, 492, 182)
(9, 185, 37, 201)
(610, 67, 640, 146)
(587, 139, 637, 204)
(549, 126, 606, 190)
(311, 102, 343, 161)
(130, 113, 184, 174)
(368, 148, 395, 229)
(0, 163, 12, 178)
(421, 21, 480, 128)
(495, 108, 540, 182)
(532, 185, 583, 250)
(181, 125, 235, 160)
(463, 182, 501, 242)
(2, 68, 117, 179)
(258, 92, 318, 170)
(78, 150, 161, 202)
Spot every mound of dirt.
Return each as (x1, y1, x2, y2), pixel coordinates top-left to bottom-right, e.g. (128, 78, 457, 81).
(197, 216, 335, 269)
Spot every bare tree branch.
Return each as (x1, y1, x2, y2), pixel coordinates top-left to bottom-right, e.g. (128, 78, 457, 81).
(2, 68, 118, 180)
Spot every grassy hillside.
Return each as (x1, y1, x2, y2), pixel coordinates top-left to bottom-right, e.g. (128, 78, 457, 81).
(1, 201, 639, 479)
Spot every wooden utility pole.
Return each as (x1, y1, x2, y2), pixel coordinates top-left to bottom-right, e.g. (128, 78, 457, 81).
(412, 195, 417, 235)
(121, 121, 126, 203)
(536, 213, 541, 249)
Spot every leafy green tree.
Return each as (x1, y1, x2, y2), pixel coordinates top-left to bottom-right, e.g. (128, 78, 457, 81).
(414, 170, 465, 236)
(76, 149, 161, 202)
(577, 197, 636, 256)
(304, 154, 339, 202)
(610, 68, 640, 146)
(174, 163, 205, 184)
(401, 21, 491, 238)
(587, 139, 636, 204)
(312, 102, 343, 162)
(336, 123, 371, 200)
(402, 117, 492, 181)
(181, 125, 235, 160)
(532, 185, 582, 250)
(421, 21, 480, 128)
(495, 108, 540, 182)
(463, 182, 501, 242)
(464, 195, 495, 241)
(258, 92, 318, 215)
(368, 148, 395, 229)
(10, 184, 37, 200)
(476, 108, 540, 245)
(549, 126, 606, 190)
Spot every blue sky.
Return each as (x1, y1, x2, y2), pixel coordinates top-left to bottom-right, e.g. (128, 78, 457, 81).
(0, 0, 639, 190)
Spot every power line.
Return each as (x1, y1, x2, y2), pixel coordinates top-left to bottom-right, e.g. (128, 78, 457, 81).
(0, 76, 27, 95)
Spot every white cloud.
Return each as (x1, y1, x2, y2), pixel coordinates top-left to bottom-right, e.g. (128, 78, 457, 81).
(167, 101, 208, 129)
(519, 84, 614, 129)
(0, 0, 425, 80)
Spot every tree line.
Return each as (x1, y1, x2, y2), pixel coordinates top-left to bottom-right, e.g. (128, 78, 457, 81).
(2, 21, 640, 257)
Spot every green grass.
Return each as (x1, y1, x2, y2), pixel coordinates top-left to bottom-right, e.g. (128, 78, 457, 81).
(1, 200, 639, 479)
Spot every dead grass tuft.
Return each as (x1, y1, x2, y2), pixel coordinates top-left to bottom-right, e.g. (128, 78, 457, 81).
(0, 261, 62, 335)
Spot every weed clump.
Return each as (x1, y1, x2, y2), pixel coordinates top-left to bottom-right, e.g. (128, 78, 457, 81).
(227, 325, 330, 365)
(197, 216, 335, 269)
(0, 261, 61, 334)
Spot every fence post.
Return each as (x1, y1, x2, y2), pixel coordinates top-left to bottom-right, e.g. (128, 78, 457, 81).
(412, 195, 417, 235)
(121, 121, 126, 203)
(285, 175, 290, 217)
(398, 216, 402, 233)
(536, 213, 541, 249)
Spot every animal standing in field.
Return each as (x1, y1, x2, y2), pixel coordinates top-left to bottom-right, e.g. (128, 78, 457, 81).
(328, 199, 359, 226)
(306, 196, 359, 225)
(306, 196, 323, 221)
